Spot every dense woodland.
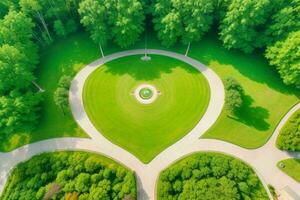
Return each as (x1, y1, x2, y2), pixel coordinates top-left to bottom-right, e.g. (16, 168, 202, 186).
(157, 152, 268, 200)
(0, 151, 136, 200)
(0, 0, 299, 140)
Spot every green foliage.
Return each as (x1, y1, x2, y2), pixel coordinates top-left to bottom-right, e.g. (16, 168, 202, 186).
(157, 152, 268, 200)
(79, 0, 145, 48)
(0, 10, 38, 63)
(54, 75, 72, 115)
(153, 0, 214, 46)
(0, 10, 41, 137)
(219, 0, 272, 53)
(276, 109, 300, 151)
(0, 45, 34, 93)
(19, 0, 81, 44)
(265, 0, 300, 43)
(265, 31, 300, 89)
(0, 151, 136, 200)
(0, 90, 41, 135)
(224, 77, 244, 115)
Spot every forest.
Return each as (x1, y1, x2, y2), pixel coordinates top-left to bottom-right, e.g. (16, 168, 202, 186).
(0, 151, 136, 200)
(157, 152, 268, 200)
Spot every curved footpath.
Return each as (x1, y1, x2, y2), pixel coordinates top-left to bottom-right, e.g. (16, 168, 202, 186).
(0, 49, 299, 200)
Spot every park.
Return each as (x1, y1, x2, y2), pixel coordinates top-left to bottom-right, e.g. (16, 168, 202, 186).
(0, 0, 299, 199)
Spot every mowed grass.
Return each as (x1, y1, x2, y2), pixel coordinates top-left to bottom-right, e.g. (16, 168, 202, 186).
(0, 32, 101, 151)
(1, 29, 299, 152)
(278, 159, 300, 183)
(83, 55, 210, 163)
(192, 33, 300, 148)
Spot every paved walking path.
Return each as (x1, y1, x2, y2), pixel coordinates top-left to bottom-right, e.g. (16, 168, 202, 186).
(0, 49, 299, 200)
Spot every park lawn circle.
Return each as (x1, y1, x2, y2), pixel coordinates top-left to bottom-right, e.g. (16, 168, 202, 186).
(83, 55, 210, 163)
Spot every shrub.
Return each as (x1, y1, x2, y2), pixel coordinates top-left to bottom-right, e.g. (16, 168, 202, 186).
(276, 109, 300, 151)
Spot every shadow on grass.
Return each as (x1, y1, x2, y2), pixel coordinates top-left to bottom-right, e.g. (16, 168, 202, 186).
(229, 94, 270, 131)
(188, 30, 300, 98)
(104, 55, 199, 81)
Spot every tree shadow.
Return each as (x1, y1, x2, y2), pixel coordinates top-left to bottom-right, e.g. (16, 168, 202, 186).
(103, 55, 199, 81)
(229, 94, 270, 131)
(188, 29, 300, 99)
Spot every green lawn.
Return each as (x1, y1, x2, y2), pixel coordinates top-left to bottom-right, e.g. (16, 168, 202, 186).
(1, 29, 299, 152)
(83, 55, 210, 163)
(192, 34, 300, 148)
(278, 159, 300, 183)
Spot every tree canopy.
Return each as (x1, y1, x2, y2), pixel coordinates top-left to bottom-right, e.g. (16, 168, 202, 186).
(79, 0, 145, 48)
(54, 75, 72, 116)
(157, 152, 269, 200)
(265, 31, 300, 89)
(224, 77, 244, 115)
(1, 151, 136, 200)
(153, 0, 215, 47)
(0, 10, 41, 136)
(219, 0, 273, 53)
(276, 109, 300, 151)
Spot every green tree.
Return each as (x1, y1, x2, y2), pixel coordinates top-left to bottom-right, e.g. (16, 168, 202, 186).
(79, 0, 145, 53)
(153, 0, 214, 50)
(0, 10, 38, 64)
(54, 75, 72, 116)
(19, 0, 53, 42)
(224, 77, 244, 115)
(265, 0, 300, 43)
(0, 45, 34, 94)
(265, 31, 300, 89)
(276, 109, 300, 151)
(107, 0, 145, 48)
(78, 0, 110, 57)
(54, 20, 67, 37)
(0, 90, 41, 135)
(219, 0, 272, 53)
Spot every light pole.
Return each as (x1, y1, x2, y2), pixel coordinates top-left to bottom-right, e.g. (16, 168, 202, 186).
(141, 28, 151, 61)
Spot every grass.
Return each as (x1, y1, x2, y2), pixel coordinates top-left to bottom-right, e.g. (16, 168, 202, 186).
(278, 159, 300, 183)
(83, 55, 210, 163)
(190, 33, 300, 148)
(1, 28, 299, 152)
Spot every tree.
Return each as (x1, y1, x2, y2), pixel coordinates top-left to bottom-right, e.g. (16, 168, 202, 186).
(157, 153, 268, 200)
(19, 0, 53, 42)
(219, 0, 273, 53)
(0, 90, 41, 135)
(0, 45, 34, 94)
(107, 0, 145, 48)
(54, 20, 67, 37)
(265, 31, 300, 89)
(79, 0, 145, 53)
(224, 77, 244, 115)
(54, 75, 72, 116)
(0, 10, 38, 64)
(153, 0, 214, 49)
(276, 109, 300, 151)
(78, 0, 110, 57)
(265, 0, 300, 43)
